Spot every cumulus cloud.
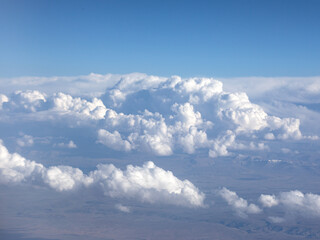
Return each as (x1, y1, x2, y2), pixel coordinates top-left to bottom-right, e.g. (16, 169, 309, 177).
(217, 92, 268, 132)
(103, 108, 173, 156)
(260, 191, 320, 217)
(52, 93, 107, 120)
(0, 140, 204, 207)
(267, 117, 303, 140)
(5, 90, 47, 112)
(43, 166, 92, 191)
(171, 102, 212, 154)
(0, 91, 108, 124)
(207, 130, 268, 158)
(106, 73, 167, 107)
(218, 187, 262, 217)
(259, 194, 279, 207)
(168, 76, 223, 103)
(100, 102, 214, 156)
(0, 140, 44, 183)
(90, 161, 205, 207)
(100, 74, 314, 157)
(216, 91, 310, 141)
(97, 129, 131, 152)
(4, 74, 319, 105)
(0, 73, 316, 158)
(208, 131, 235, 158)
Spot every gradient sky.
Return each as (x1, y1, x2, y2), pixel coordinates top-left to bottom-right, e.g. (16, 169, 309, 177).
(1, 0, 320, 78)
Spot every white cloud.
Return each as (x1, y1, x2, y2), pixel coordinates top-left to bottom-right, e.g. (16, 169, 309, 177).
(103, 109, 173, 156)
(209, 131, 235, 158)
(259, 194, 279, 207)
(0, 140, 44, 183)
(91, 161, 205, 208)
(171, 102, 212, 154)
(259, 190, 320, 217)
(4, 74, 319, 105)
(0, 140, 205, 207)
(43, 166, 93, 191)
(208, 131, 268, 158)
(218, 92, 269, 132)
(171, 102, 205, 129)
(17, 134, 34, 147)
(268, 216, 285, 223)
(168, 76, 223, 103)
(0, 73, 316, 158)
(101, 73, 314, 151)
(0, 94, 9, 109)
(52, 93, 107, 120)
(267, 159, 282, 164)
(176, 127, 209, 154)
(267, 117, 303, 140)
(221, 76, 320, 104)
(281, 148, 291, 153)
(6, 90, 47, 112)
(0, 91, 109, 124)
(97, 129, 131, 152)
(67, 140, 77, 149)
(0, 73, 122, 97)
(216, 91, 310, 141)
(106, 73, 167, 107)
(89, 74, 319, 156)
(115, 204, 131, 213)
(56, 140, 77, 149)
(264, 133, 275, 140)
(100, 102, 213, 156)
(218, 187, 262, 217)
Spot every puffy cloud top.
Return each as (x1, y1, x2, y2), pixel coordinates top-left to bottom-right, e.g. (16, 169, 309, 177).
(219, 187, 262, 217)
(0, 140, 44, 183)
(97, 129, 132, 152)
(0, 73, 316, 158)
(43, 166, 93, 191)
(259, 194, 279, 208)
(218, 92, 268, 131)
(260, 191, 320, 217)
(53, 93, 107, 120)
(6, 90, 47, 112)
(91, 161, 205, 207)
(0, 140, 205, 208)
(169, 76, 223, 103)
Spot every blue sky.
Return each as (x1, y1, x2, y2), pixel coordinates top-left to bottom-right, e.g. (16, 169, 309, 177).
(1, 0, 320, 77)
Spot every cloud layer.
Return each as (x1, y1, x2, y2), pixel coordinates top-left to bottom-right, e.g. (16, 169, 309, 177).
(1, 73, 316, 158)
(1, 72, 320, 235)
